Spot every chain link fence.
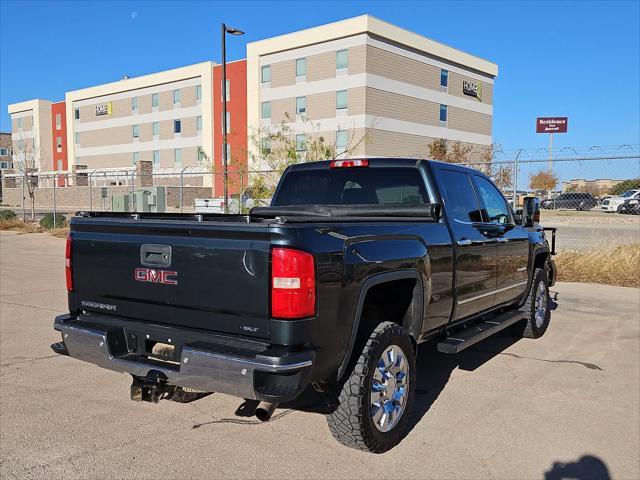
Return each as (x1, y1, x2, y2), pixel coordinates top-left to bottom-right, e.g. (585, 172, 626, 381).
(1, 149, 639, 252)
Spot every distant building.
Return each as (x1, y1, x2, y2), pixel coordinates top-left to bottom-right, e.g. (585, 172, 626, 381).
(7, 15, 497, 195)
(561, 178, 626, 194)
(0, 132, 12, 170)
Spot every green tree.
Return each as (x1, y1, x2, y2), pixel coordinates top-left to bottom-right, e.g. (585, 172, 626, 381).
(609, 178, 640, 196)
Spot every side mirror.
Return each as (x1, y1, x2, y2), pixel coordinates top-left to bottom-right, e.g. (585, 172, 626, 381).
(522, 196, 540, 227)
(514, 209, 523, 224)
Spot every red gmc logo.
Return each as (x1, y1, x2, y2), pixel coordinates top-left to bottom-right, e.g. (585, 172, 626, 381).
(134, 268, 178, 285)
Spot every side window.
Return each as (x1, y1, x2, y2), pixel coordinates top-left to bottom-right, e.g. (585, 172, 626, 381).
(439, 170, 482, 223)
(474, 176, 512, 224)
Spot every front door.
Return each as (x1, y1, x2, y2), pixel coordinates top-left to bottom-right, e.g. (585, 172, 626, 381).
(438, 169, 498, 320)
(472, 175, 529, 305)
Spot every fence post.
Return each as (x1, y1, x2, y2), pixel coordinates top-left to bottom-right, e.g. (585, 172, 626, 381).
(512, 159, 518, 209)
(130, 170, 136, 213)
(21, 176, 26, 222)
(89, 171, 93, 211)
(53, 173, 57, 227)
(179, 167, 186, 213)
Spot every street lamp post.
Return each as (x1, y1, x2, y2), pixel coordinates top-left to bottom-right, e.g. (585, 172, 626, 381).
(221, 23, 244, 213)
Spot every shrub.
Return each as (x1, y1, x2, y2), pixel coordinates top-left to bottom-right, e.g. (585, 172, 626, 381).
(40, 213, 67, 230)
(0, 210, 17, 221)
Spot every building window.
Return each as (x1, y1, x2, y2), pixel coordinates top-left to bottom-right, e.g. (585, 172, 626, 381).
(196, 85, 202, 101)
(296, 58, 306, 78)
(153, 150, 160, 166)
(152, 121, 160, 136)
(174, 148, 182, 166)
(440, 69, 448, 88)
(296, 134, 306, 152)
(197, 146, 205, 163)
(152, 93, 159, 108)
(222, 112, 231, 132)
(133, 152, 140, 165)
(197, 115, 202, 131)
(296, 96, 306, 115)
(225, 144, 231, 162)
(440, 104, 448, 123)
(336, 49, 348, 70)
(133, 124, 139, 138)
(0, 148, 8, 156)
(74, 109, 79, 120)
(261, 101, 271, 119)
(336, 90, 348, 110)
(56, 136, 63, 152)
(221, 79, 230, 101)
(75, 132, 80, 145)
(261, 138, 271, 155)
(55, 113, 62, 130)
(261, 65, 271, 83)
(174, 120, 181, 133)
(336, 130, 348, 151)
(173, 89, 181, 105)
(17, 117, 23, 129)
(132, 97, 138, 111)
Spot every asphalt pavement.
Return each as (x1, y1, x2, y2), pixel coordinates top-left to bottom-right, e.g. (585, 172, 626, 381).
(1, 231, 639, 479)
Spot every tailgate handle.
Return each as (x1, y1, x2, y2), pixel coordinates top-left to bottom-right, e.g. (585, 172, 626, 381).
(140, 244, 172, 267)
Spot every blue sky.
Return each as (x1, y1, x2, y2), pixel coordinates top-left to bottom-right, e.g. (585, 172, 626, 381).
(1, 0, 639, 154)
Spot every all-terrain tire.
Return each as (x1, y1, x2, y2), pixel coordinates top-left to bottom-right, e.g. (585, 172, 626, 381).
(326, 322, 416, 453)
(515, 268, 551, 339)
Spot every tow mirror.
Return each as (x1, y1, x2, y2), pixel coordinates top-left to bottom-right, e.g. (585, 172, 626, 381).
(522, 196, 540, 227)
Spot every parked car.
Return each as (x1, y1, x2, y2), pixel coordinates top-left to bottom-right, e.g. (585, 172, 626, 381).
(618, 197, 640, 215)
(540, 192, 597, 210)
(52, 158, 557, 453)
(600, 189, 640, 213)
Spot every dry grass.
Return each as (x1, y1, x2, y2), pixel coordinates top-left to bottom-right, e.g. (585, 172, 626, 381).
(555, 243, 640, 288)
(0, 219, 69, 238)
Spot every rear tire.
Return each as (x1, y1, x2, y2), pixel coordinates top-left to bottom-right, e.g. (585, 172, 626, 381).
(514, 268, 551, 339)
(326, 322, 416, 453)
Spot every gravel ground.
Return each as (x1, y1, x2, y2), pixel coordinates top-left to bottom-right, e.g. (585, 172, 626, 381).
(1, 231, 639, 479)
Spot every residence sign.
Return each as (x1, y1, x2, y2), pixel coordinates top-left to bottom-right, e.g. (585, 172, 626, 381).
(536, 117, 568, 133)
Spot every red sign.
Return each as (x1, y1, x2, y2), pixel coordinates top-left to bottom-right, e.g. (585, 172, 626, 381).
(536, 117, 568, 133)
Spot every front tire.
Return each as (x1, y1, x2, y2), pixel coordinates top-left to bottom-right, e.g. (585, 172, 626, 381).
(515, 268, 551, 339)
(326, 322, 416, 453)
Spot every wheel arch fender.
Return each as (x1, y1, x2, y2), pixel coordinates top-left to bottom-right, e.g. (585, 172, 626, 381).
(336, 270, 424, 381)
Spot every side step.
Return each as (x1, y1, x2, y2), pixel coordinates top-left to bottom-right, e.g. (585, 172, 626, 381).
(437, 310, 527, 354)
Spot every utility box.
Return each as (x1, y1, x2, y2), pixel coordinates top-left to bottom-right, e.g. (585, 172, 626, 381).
(131, 187, 166, 213)
(112, 195, 130, 212)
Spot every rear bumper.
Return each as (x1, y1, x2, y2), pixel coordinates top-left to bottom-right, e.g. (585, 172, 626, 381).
(53, 314, 314, 402)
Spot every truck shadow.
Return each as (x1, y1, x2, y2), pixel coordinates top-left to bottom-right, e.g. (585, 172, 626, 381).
(406, 331, 520, 433)
(281, 328, 524, 434)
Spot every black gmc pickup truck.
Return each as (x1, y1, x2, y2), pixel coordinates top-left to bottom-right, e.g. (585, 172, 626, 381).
(52, 158, 556, 453)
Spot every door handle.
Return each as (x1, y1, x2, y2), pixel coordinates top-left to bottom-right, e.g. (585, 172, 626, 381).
(496, 237, 509, 243)
(457, 239, 473, 246)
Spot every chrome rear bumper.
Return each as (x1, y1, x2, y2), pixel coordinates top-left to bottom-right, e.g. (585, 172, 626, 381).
(53, 315, 314, 402)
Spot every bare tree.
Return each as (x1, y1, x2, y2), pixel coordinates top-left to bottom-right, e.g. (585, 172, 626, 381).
(12, 134, 41, 220)
(232, 115, 370, 205)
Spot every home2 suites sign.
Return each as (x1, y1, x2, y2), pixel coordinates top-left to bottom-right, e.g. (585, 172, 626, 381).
(463, 80, 482, 101)
(95, 102, 113, 116)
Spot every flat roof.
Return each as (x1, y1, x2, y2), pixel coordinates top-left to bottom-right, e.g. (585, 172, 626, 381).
(247, 15, 498, 77)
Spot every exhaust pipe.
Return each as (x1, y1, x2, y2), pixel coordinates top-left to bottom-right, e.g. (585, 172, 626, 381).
(255, 401, 279, 422)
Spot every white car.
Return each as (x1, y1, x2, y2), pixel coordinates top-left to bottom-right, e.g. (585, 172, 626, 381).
(600, 189, 640, 212)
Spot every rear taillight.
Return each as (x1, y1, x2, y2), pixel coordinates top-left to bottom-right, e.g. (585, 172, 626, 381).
(329, 159, 368, 168)
(271, 248, 315, 319)
(65, 235, 73, 292)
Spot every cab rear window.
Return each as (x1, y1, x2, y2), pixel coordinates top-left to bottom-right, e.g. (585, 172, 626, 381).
(272, 168, 429, 206)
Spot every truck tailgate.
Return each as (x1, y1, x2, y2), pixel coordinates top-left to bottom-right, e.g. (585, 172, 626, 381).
(69, 218, 272, 339)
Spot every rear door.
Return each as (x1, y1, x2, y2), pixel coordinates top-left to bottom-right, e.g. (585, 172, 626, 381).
(70, 219, 272, 338)
(437, 168, 498, 320)
(472, 175, 529, 305)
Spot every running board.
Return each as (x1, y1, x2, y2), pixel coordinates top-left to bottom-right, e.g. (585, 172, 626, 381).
(437, 310, 527, 354)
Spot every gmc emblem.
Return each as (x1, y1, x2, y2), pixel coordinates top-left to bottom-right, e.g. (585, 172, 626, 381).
(134, 268, 178, 285)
